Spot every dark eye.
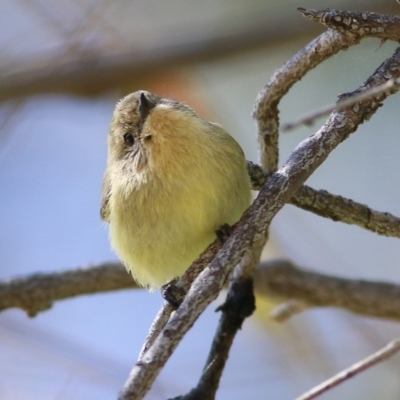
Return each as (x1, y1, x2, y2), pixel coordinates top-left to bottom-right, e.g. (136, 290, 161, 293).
(123, 133, 135, 146)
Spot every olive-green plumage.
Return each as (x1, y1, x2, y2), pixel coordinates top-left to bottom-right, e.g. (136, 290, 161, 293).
(101, 91, 251, 289)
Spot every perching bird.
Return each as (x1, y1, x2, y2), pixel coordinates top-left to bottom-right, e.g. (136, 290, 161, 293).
(101, 91, 251, 289)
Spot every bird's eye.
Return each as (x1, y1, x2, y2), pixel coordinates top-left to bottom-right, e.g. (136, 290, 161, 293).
(123, 133, 135, 146)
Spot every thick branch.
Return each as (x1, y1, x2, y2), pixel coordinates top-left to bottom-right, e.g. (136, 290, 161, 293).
(291, 186, 400, 238)
(4, 256, 400, 323)
(0, 263, 134, 317)
(255, 259, 400, 321)
(248, 163, 400, 239)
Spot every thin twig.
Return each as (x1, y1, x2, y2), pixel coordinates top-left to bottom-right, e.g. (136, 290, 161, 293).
(178, 306, 249, 400)
(295, 339, 400, 400)
(283, 78, 400, 131)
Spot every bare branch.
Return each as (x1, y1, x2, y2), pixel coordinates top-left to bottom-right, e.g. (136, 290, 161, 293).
(298, 8, 400, 41)
(238, 17, 366, 396)
(255, 259, 400, 322)
(291, 186, 400, 239)
(4, 254, 400, 324)
(0, 262, 135, 317)
(295, 339, 400, 400)
(253, 29, 359, 171)
(248, 163, 400, 239)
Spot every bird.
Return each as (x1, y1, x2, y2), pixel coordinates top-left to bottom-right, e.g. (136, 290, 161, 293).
(101, 90, 251, 290)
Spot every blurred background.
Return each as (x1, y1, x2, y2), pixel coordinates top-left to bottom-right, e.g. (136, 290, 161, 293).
(1, 1, 400, 399)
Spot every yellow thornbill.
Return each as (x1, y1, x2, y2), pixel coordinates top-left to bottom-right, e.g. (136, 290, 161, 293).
(101, 91, 251, 289)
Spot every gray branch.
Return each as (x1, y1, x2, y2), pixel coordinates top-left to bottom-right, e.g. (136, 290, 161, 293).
(3, 258, 400, 322)
(298, 8, 400, 42)
(0, 263, 135, 317)
(255, 259, 400, 321)
(248, 162, 400, 239)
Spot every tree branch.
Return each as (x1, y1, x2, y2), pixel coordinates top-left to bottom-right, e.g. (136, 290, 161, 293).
(298, 8, 400, 42)
(291, 186, 400, 238)
(174, 10, 384, 398)
(253, 29, 358, 171)
(0, 262, 135, 317)
(248, 163, 400, 240)
(4, 256, 400, 323)
(255, 259, 400, 321)
(206, 12, 356, 393)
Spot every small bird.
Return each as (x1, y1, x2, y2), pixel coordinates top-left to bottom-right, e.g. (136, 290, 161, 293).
(101, 90, 251, 289)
